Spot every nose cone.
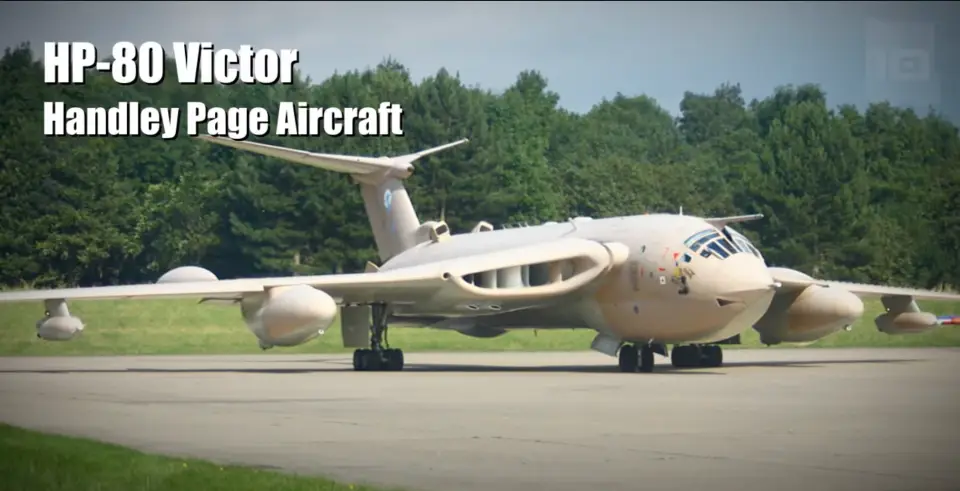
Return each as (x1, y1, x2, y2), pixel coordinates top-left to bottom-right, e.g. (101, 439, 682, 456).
(714, 254, 778, 304)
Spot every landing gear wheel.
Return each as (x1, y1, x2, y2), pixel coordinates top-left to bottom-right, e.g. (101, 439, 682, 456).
(352, 303, 405, 372)
(353, 349, 365, 371)
(671, 345, 701, 368)
(618, 344, 638, 372)
(671, 345, 722, 368)
(384, 348, 404, 371)
(638, 345, 654, 373)
(353, 348, 380, 371)
(701, 345, 723, 368)
(618, 344, 655, 373)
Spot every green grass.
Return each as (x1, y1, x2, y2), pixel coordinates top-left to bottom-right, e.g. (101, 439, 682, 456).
(0, 297, 957, 356)
(0, 423, 392, 491)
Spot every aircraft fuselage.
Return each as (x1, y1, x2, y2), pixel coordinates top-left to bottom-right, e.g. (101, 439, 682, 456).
(382, 213, 777, 345)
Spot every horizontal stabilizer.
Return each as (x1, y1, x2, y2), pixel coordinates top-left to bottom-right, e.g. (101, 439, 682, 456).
(704, 214, 764, 228)
(197, 135, 468, 181)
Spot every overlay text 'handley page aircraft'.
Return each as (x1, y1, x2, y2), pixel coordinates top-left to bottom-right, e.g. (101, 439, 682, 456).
(3, 137, 959, 372)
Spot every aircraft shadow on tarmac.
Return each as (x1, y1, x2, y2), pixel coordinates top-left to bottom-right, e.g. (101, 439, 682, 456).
(0, 357, 922, 375)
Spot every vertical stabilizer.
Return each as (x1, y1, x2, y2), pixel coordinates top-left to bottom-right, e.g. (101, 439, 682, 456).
(195, 135, 469, 262)
(357, 176, 421, 262)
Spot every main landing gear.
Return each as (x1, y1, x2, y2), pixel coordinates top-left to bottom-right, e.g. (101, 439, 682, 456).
(353, 303, 405, 371)
(618, 343, 659, 373)
(671, 344, 723, 368)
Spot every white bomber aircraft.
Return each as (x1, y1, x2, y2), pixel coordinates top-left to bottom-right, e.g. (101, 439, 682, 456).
(2, 137, 959, 373)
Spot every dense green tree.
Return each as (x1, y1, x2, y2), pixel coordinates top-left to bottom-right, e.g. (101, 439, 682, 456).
(0, 44, 957, 290)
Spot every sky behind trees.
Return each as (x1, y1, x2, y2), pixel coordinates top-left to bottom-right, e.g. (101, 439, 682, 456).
(1, 1, 957, 120)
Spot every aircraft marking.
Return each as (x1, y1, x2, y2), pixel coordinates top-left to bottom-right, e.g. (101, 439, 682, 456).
(383, 188, 393, 210)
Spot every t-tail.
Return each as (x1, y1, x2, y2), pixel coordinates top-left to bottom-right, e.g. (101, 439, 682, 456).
(196, 135, 468, 262)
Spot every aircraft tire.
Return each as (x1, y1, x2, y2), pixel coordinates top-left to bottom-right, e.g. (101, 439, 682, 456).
(670, 345, 703, 368)
(618, 344, 638, 372)
(353, 349, 367, 371)
(701, 345, 723, 368)
(671, 345, 693, 368)
(367, 351, 383, 371)
(354, 348, 404, 371)
(384, 349, 405, 371)
(638, 346, 654, 373)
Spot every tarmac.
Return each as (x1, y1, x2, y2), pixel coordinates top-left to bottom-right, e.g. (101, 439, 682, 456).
(0, 348, 958, 491)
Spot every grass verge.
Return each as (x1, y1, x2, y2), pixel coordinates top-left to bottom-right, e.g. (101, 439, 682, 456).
(0, 423, 391, 491)
(0, 297, 957, 356)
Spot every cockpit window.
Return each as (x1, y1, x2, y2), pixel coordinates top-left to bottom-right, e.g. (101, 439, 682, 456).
(684, 226, 764, 260)
(706, 241, 730, 259)
(730, 237, 745, 252)
(684, 230, 721, 252)
(716, 238, 737, 255)
(732, 237, 759, 257)
(724, 226, 763, 259)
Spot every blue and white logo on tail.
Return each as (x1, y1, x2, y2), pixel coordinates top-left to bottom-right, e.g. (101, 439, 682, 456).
(383, 188, 396, 232)
(383, 188, 393, 211)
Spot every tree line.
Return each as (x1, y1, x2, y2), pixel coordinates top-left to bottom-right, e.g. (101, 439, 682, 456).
(1, 43, 958, 290)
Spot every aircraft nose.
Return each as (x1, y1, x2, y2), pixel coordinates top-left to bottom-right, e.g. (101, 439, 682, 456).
(715, 255, 779, 304)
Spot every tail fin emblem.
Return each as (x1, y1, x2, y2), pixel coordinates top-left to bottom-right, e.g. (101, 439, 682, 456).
(383, 189, 393, 210)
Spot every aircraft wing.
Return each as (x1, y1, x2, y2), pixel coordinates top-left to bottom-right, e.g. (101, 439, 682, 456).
(816, 281, 960, 302)
(0, 237, 628, 313)
(769, 270, 960, 302)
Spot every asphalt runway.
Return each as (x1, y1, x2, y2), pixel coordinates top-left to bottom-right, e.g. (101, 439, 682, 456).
(1, 348, 958, 491)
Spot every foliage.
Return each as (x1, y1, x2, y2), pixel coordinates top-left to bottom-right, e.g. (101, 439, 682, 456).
(0, 423, 390, 491)
(1, 44, 958, 289)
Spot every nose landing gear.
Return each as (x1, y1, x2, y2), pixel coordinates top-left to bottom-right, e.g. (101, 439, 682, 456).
(617, 343, 658, 373)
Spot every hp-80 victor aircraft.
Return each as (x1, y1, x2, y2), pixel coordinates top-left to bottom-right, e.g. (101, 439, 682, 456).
(2, 138, 958, 373)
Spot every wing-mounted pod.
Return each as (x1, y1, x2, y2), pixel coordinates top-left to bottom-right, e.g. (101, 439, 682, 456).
(755, 267, 864, 344)
(875, 295, 940, 334)
(762, 267, 958, 343)
(241, 284, 338, 349)
(157, 266, 218, 283)
(157, 266, 237, 305)
(158, 265, 339, 349)
(35, 299, 84, 341)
